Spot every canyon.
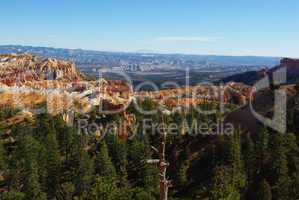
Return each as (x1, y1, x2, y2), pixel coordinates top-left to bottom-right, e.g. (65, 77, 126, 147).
(0, 54, 254, 116)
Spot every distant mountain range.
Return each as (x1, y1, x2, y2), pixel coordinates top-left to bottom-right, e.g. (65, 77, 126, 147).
(0, 45, 280, 67)
(0, 45, 284, 87)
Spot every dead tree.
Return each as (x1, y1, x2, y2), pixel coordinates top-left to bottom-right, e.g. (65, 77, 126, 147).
(147, 112, 172, 200)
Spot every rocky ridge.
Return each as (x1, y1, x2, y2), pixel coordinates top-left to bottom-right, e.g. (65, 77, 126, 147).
(0, 54, 254, 115)
(0, 54, 81, 86)
(222, 58, 299, 85)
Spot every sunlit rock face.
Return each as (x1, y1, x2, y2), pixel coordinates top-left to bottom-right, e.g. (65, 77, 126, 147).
(0, 53, 255, 117)
(0, 54, 81, 86)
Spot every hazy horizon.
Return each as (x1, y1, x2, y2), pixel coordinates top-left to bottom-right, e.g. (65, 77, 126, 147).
(0, 44, 287, 59)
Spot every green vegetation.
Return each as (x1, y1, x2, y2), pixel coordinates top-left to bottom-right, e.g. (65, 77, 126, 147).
(0, 92, 299, 199)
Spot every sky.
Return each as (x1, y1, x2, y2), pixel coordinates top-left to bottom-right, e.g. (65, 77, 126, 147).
(0, 0, 298, 57)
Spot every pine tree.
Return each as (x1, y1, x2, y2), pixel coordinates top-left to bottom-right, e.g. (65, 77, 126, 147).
(22, 135, 46, 200)
(258, 128, 269, 154)
(128, 138, 158, 191)
(90, 175, 119, 200)
(176, 146, 189, 187)
(271, 133, 291, 200)
(281, 133, 299, 199)
(0, 141, 7, 173)
(25, 161, 47, 200)
(110, 137, 129, 186)
(229, 129, 245, 190)
(75, 149, 94, 198)
(132, 188, 155, 200)
(177, 163, 188, 187)
(2, 189, 25, 200)
(94, 141, 116, 179)
(45, 133, 61, 199)
(54, 116, 74, 159)
(243, 132, 255, 184)
(256, 128, 269, 175)
(210, 165, 240, 200)
(292, 168, 299, 200)
(61, 181, 75, 200)
(256, 179, 272, 200)
(35, 113, 54, 141)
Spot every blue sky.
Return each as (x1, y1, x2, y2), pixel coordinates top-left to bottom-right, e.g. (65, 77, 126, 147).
(0, 0, 298, 57)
